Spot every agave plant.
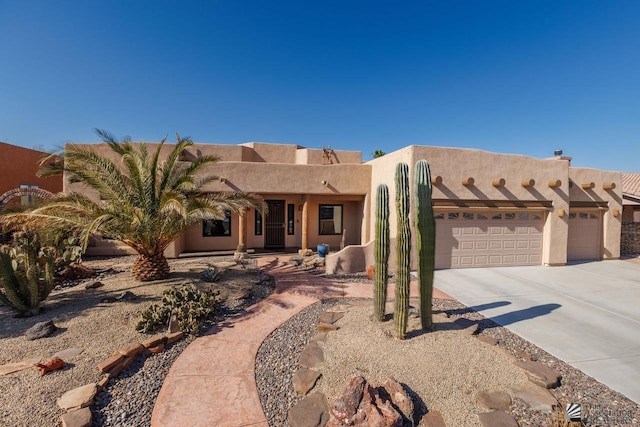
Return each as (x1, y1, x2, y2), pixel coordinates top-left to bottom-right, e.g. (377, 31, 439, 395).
(0, 130, 264, 281)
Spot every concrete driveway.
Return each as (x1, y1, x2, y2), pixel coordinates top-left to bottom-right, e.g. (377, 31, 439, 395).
(434, 260, 640, 404)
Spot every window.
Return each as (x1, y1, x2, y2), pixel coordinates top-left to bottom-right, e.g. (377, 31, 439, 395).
(435, 213, 445, 220)
(448, 212, 459, 220)
(477, 213, 488, 220)
(319, 204, 342, 235)
(491, 213, 502, 220)
(255, 210, 263, 235)
(20, 184, 39, 206)
(519, 213, 529, 220)
(463, 212, 474, 220)
(505, 213, 515, 220)
(287, 204, 295, 235)
(203, 211, 231, 236)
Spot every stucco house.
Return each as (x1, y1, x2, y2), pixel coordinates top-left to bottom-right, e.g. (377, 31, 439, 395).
(68, 141, 622, 272)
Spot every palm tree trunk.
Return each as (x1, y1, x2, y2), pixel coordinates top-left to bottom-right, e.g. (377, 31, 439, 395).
(132, 253, 170, 281)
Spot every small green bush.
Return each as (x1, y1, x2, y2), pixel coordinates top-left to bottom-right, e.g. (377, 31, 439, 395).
(136, 284, 220, 334)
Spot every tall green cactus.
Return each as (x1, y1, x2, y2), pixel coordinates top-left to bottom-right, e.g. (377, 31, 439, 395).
(394, 163, 411, 339)
(414, 160, 436, 330)
(373, 184, 390, 321)
(0, 229, 58, 316)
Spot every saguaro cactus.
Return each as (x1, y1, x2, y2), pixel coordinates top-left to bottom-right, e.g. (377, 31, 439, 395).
(414, 160, 436, 329)
(373, 184, 390, 321)
(394, 163, 411, 339)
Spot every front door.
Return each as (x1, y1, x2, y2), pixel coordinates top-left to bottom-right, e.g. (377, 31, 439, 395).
(265, 200, 285, 248)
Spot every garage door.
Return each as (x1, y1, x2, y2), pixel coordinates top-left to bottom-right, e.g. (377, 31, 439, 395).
(567, 211, 601, 261)
(435, 211, 544, 269)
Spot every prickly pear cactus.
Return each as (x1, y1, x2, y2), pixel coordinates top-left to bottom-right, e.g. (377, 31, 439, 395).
(414, 159, 436, 330)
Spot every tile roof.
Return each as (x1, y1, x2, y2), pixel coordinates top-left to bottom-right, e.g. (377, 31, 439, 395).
(622, 172, 640, 200)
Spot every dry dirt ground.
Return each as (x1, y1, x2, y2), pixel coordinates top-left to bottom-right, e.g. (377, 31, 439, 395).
(0, 255, 260, 427)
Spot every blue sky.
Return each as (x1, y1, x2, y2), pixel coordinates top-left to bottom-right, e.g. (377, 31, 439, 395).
(1, 1, 638, 170)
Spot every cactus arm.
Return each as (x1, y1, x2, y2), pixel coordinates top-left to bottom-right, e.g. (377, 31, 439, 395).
(394, 163, 411, 339)
(414, 160, 436, 330)
(0, 250, 30, 313)
(373, 184, 390, 321)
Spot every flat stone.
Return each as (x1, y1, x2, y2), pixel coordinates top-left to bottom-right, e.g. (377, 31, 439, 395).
(166, 331, 185, 344)
(515, 360, 561, 389)
(508, 384, 558, 412)
(97, 353, 125, 373)
(288, 392, 329, 427)
(84, 281, 104, 289)
(147, 343, 165, 354)
(141, 334, 167, 349)
(53, 347, 84, 360)
(117, 342, 144, 358)
(57, 383, 97, 410)
(293, 368, 322, 395)
(299, 342, 325, 368)
(0, 359, 40, 376)
(318, 311, 344, 324)
(310, 332, 328, 342)
(453, 318, 479, 335)
(476, 335, 499, 346)
(116, 291, 137, 300)
(350, 300, 371, 307)
(36, 357, 65, 376)
(25, 320, 57, 340)
(513, 348, 533, 361)
(96, 376, 109, 392)
(419, 411, 447, 427)
(317, 322, 339, 332)
(61, 407, 92, 427)
(478, 411, 519, 427)
(327, 304, 352, 312)
(476, 390, 512, 410)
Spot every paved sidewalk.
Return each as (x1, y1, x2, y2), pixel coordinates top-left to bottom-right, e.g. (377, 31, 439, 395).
(151, 256, 451, 427)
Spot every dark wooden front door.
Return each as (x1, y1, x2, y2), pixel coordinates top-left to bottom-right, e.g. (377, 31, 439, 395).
(265, 200, 285, 248)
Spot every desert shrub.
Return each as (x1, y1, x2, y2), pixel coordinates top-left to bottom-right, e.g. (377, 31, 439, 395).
(200, 267, 219, 282)
(136, 284, 220, 334)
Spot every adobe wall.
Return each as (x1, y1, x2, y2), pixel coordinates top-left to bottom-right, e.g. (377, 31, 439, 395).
(0, 142, 63, 196)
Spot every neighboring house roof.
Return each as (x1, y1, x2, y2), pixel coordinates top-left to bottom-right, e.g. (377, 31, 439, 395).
(622, 172, 640, 203)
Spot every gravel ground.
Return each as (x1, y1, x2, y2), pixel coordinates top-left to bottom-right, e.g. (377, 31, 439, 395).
(256, 276, 640, 426)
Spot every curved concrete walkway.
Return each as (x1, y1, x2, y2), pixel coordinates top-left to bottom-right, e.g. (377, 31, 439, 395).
(151, 256, 452, 426)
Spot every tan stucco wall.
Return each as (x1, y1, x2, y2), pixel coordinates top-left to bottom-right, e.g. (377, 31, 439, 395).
(569, 168, 622, 259)
(0, 142, 63, 196)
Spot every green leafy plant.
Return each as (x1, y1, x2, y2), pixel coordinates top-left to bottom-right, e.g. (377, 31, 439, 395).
(136, 284, 220, 334)
(0, 228, 57, 316)
(373, 184, 390, 321)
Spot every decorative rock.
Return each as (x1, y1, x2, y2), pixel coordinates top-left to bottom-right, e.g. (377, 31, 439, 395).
(84, 281, 104, 289)
(117, 342, 144, 358)
(61, 407, 92, 427)
(57, 383, 97, 410)
(0, 359, 40, 376)
(290, 256, 303, 266)
(330, 376, 366, 422)
(367, 264, 375, 279)
(508, 385, 558, 412)
(53, 347, 84, 360)
(328, 377, 404, 426)
(419, 411, 447, 427)
(515, 360, 561, 389)
(288, 392, 330, 427)
(299, 342, 325, 368)
(478, 411, 519, 427)
(166, 331, 185, 344)
(168, 309, 179, 333)
(310, 332, 328, 342)
(318, 311, 344, 324)
(476, 335, 499, 346)
(25, 320, 57, 340)
(96, 376, 109, 393)
(317, 322, 340, 332)
(513, 348, 533, 361)
(147, 343, 165, 354)
(59, 264, 94, 280)
(116, 291, 137, 301)
(36, 357, 66, 376)
(453, 318, 479, 335)
(476, 390, 512, 410)
(141, 334, 167, 349)
(328, 304, 352, 312)
(380, 377, 414, 425)
(293, 368, 322, 395)
(97, 353, 125, 373)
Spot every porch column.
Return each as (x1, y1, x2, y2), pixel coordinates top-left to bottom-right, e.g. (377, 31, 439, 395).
(301, 195, 309, 250)
(237, 209, 246, 252)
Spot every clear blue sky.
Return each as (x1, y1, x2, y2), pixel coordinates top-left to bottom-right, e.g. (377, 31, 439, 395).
(1, 1, 638, 170)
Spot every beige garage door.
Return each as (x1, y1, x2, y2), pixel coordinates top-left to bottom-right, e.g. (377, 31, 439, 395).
(567, 211, 601, 261)
(435, 211, 544, 269)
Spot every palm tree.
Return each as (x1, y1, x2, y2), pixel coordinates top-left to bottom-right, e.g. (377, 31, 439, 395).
(0, 130, 264, 281)
(372, 149, 386, 158)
